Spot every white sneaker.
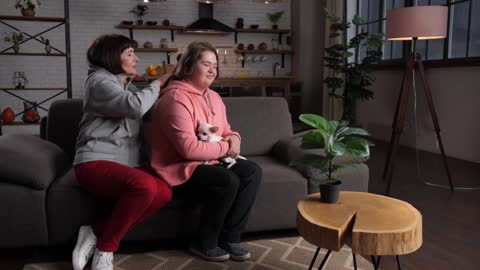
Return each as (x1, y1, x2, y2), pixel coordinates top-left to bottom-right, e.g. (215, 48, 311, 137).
(91, 249, 114, 270)
(72, 226, 97, 270)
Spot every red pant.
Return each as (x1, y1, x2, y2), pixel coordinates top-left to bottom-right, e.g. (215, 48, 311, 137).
(74, 160, 172, 252)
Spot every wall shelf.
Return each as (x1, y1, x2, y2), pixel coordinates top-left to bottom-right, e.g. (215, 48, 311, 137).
(0, 15, 65, 22)
(116, 24, 184, 42)
(135, 48, 178, 53)
(1, 122, 40, 126)
(0, 1, 72, 136)
(0, 52, 66, 56)
(234, 28, 290, 44)
(0, 87, 67, 91)
(234, 49, 294, 68)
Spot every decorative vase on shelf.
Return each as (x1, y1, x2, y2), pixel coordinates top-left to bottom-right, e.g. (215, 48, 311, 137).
(21, 8, 35, 17)
(235, 18, 244, 29)
(22, 102, 40, 123)
(1, 107, 15, 124)
(13, 44, 20, 53)
(44, 39, 52, 54)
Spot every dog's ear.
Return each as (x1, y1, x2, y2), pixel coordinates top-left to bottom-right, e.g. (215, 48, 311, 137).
(210, 126, 219, 133)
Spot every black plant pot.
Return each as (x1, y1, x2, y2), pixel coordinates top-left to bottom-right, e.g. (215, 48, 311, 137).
(137, 20, 144, 25)
(272, 24, 278, 30)
(319, 180, 341, 203)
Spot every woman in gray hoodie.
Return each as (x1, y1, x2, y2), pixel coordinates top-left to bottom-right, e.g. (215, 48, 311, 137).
(71, 34, 172, 270)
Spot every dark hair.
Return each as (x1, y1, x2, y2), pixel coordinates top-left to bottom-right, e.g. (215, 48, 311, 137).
(87, 34, 138, 75)
(174, 41, 219, 80)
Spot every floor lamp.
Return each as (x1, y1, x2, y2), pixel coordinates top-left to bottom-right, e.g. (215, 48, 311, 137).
(383, 6, 454, 195)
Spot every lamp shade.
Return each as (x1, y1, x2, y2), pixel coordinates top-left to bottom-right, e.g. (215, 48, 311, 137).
(386, 6, 448, 40)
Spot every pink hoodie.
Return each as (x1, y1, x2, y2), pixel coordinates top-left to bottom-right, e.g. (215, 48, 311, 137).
(149, 80, 241, 186)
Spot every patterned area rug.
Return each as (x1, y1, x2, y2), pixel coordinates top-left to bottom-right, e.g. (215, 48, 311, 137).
(23, 236, 374, 270)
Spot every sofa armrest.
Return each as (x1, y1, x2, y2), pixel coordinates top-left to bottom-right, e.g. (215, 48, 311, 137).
(0, 134, 70, 190)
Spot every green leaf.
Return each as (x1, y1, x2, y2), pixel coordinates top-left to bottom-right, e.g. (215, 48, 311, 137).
(352, 15, 365, 26)
(301, 131, 326, 149)
(367, 33, 385, 49)
(327, 140, 346, 156)
(342, 136, 370, 157)
(334, 120, 350, 137)
(299, 114, 329, 133)
(328, 120, 339, 133)
(340, 127, 370, 137)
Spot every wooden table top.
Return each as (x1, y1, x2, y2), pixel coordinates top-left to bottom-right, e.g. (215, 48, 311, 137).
(297, 191, 422, 256)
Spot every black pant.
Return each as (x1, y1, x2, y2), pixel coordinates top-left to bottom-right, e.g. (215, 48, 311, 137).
(174, 159, 262, 249)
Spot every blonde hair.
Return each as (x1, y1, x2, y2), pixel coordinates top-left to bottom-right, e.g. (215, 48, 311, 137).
(174, 41, 219, 80)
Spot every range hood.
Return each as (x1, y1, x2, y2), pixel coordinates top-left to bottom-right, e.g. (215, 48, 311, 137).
(184, 3, 234, 34)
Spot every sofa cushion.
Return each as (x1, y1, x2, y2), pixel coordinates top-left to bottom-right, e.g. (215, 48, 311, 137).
(0, 134, 70, 190)
(0, 183, 49, 247)
(245, 156, 308, 231)
(223, 97, 293, 156)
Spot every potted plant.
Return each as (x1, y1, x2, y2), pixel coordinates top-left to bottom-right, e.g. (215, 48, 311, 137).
(130, 4, 149, 25)
(4, 32, 24, 53)
(266, 11, 284, 29)
(296, 113, 371, 203)
(324, 9, 384, 123)
(15, 0, 41, 17)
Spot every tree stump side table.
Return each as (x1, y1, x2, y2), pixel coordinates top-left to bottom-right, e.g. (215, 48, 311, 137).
(297, 191, 422, 270)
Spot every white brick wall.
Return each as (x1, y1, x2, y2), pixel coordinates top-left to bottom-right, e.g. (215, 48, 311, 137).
(0, 0, 291, 134)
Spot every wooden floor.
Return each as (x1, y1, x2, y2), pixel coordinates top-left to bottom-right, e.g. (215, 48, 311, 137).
(365, 141, 480, 270)
(1, 141, 479, 270)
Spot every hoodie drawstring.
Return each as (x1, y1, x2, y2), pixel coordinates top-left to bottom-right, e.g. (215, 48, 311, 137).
(204, 92, 216, 118)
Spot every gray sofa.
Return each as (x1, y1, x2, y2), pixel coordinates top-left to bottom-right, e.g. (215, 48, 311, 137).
(0, 97, 369, 248)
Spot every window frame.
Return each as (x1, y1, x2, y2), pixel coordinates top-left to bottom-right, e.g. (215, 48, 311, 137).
(355, 0, 480, 67)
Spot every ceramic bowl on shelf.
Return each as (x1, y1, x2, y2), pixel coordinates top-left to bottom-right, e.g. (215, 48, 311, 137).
(122, 20, 134, 25)
(146, 21, 158, 26)
(250, 24, 259, 29)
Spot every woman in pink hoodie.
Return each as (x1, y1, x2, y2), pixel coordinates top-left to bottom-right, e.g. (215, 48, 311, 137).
(149, 41, 262, 262)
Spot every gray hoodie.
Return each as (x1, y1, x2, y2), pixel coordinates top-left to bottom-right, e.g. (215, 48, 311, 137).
(73, 66, 160, 167)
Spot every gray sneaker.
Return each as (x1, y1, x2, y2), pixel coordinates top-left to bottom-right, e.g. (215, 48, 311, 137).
(219, 242, 251, 261)
(189, 246, 230, 262)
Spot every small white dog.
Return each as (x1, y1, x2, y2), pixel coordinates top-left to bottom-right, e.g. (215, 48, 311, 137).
(197, 121, 246, 169)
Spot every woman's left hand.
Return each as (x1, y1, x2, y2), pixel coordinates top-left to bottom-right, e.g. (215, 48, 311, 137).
(224, 135, 241, 158)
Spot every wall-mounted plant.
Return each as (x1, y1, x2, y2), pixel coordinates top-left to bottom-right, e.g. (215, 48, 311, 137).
(130, 4, 149, 25)
(15, 0, 41, 17)
(4, 32, 24, 53)
(267, 10, 284, 29)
